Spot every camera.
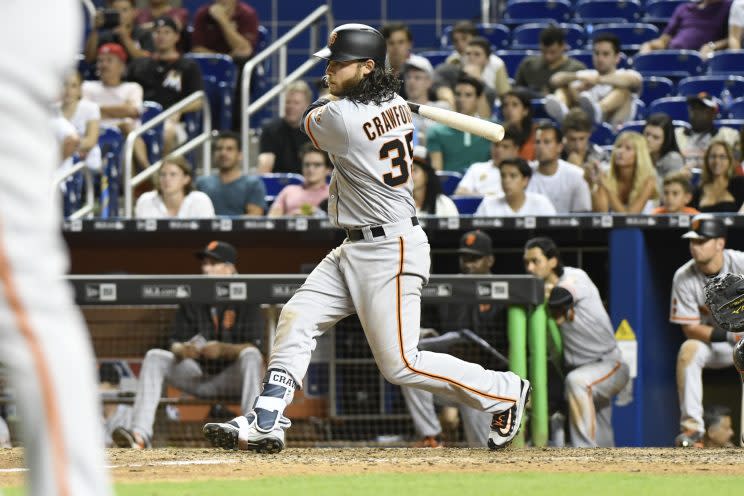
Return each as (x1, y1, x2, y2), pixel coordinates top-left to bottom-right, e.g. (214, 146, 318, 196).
(98, 8, 121, 30)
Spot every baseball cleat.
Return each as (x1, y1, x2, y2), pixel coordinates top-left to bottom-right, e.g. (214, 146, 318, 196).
(674, 430, 704, 448)
(112, 427, 150, 449)
(203, 421, 239, 450)
(488, 379, 531, 450)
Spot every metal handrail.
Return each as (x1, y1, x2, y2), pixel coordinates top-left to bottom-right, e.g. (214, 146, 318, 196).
(52, 161, 95, 220)
(240, 5, 334, 173)
(81, 0, 96, 24)
(123, 90, 211, 217)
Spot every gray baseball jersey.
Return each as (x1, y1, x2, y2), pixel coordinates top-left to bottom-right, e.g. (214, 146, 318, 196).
(669, 249, 744, 434)
(670, 249, 744, 326)
(557, 267, 622, 368)
(302, 94, 417, 227)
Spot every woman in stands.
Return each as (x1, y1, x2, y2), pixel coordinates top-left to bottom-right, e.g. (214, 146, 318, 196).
(135, 155, 215, 218)
(643, 113, 684, 192)
(411, 146, 459, 216)
(57, 71, 102, 172)
(692, 140, 744, 213)
(500, 89, 536, 161)
(590, 131, 658, 213)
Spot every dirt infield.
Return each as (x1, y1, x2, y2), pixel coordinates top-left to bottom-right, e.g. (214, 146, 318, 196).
(0, 447, 741, 486)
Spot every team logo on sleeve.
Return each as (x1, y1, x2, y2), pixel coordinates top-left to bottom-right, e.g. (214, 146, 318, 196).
(328, 32, 338, 47)
(314, 105, 326, 123)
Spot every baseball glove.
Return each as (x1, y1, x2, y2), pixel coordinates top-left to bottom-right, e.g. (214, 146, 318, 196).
(704, 273, 744, 332)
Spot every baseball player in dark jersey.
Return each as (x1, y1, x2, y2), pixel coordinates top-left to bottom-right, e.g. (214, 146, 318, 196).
(203, 24, 530, 453)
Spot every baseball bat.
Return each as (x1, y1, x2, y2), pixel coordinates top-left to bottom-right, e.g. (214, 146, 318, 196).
(407, 102, 505, 143)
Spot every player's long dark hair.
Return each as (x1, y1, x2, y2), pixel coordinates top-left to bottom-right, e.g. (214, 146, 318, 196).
(344, 65, 401, 106)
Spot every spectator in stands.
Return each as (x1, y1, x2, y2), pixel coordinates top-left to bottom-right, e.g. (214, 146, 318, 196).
(57, 71, 102, 173)
(729, 0, 744, 48)
(427, 75, 491, 172)
(545, 34, 641, 127)
(461, 37, 510, 97)
(640, 0, 733, 56)
(692, 141, 744, 212)
(192, 0, 258, 59)
(135, 0, 189, 32)
(84, 0, 153, 63)
(380, 22, 431, 78)
(703, 405, 736, 447)
(257, 81, 312, 174)
(589, 131, 658, 213)
(135, 155, 215, 218)
(112, 241, 265, 449)
(527, 123, 592, 212)
(402, 230, 506, 448)
(644, 113, 685, 194)
(651, 172, 700, 214)
(670, 215, 744, 448)
(455, 125, 523, 196)
(127, 16, 204, 154)
(514, 26, 586, 98)
(500, 89, 537, 161)
(561, 109, 608, 170)
(524, 237, 630, 448)
(404, 57, 452, 146)
(196, 131, 266, 215)
(51, 115, 80, 176)
(412, 146, 459, 216)
(443, 21, 479, 66)
(268, 144, 330, 217)
(82, 43, 150, 170)
(677, 93, 740, 170)
(475, 158, 556, 216)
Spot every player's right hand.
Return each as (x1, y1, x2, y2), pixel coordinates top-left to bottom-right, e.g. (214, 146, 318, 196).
(171, 342, 200, 360)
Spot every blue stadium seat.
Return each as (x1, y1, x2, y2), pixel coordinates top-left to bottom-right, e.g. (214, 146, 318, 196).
(141, 101, 164, 164)
(590, 123, 616, 146)
(715, 118, 744, 130)
(496, 50, 536, 78)
(531, 98, 553, 121)
(511, 23, 586, 50)
(639, 77, 674, 107)
(261, 173, 304, 203)
(631, 50, 705, 79)
(643, 0, 685, 23)
(728, 97, 744, 119)
(617, 120, 645, 134)
(678, 76, 744, 100)
(647, 96, 693, 121)
(450, 196, 484, 215)
(476, 24, 512, 50)
(503, 0, 573, 24)
(590, 23, 659, 52)
(181, 0, 209, 15)
(98, 127, 124, 218)
(184, 53, 236, 131)
(418, 50, 450, 67)
(437, 171, 463, 196)
(576, 0, 642, 23)
(708, 50, 744, 77)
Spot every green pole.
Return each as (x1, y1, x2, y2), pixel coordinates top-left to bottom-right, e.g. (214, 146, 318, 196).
(507, 305, 527, 447)
(528, 304, 549, 447)
(547, 318, 564, 377)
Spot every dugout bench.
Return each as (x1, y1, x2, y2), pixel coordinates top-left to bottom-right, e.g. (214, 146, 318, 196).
(68, 274, 550, 447)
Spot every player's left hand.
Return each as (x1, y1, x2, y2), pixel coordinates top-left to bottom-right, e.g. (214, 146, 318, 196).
(201, 341, 223, 360)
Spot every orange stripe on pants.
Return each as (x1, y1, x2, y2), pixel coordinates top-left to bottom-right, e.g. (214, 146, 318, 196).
(0, 222, 70, 496)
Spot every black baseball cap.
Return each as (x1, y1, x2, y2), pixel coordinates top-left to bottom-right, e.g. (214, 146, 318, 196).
(153, 16, 179, 32)
(547, 286, 574, 309)
(457, 230, 493, 257)
(682, 215, 727, 240)
(196, 241, 237, 265)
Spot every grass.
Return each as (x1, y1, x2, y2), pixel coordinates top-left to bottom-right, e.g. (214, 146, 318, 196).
(4, 472, 742, 496)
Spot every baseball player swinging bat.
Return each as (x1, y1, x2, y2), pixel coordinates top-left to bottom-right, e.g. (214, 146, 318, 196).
(407, 101, 506, 143)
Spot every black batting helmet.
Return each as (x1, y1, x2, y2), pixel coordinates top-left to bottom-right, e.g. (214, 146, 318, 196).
(313, 24, 387, 68)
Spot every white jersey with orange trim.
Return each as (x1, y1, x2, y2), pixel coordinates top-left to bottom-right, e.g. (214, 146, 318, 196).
(302, 94, 417, 228)
(670, 249, 744, 326)
(0, 2, 112, 495)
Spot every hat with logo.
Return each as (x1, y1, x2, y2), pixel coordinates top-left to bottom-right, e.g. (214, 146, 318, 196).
(687, 92, 718, 111)
(98, 43, 127, 63)
(457, 230, 493, 257)
(404, 55, 434, 77)
(195, 241, 237, 264)
(153, 16, 179, 32)
(682, 215, 727, 240)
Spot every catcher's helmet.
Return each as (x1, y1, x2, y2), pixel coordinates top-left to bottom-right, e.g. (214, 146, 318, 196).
(313, 24, 386, 68)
